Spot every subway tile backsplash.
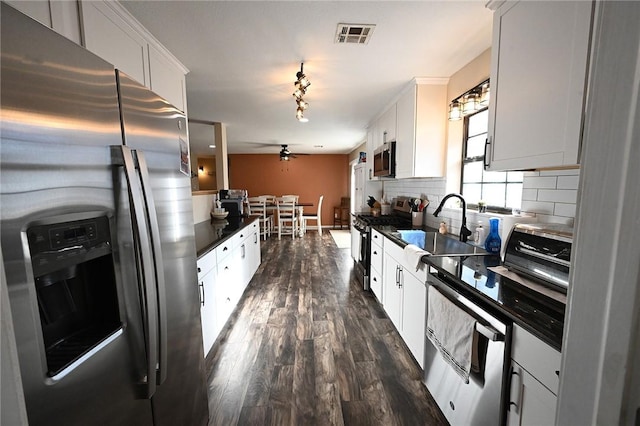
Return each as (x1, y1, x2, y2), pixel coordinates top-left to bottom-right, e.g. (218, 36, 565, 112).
(373, 168, 580, 236)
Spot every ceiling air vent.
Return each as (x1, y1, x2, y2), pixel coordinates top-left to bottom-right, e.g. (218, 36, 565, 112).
(335, 23, 376, 45)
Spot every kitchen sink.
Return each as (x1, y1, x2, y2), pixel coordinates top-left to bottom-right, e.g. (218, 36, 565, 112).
(391, 230, 492, 257)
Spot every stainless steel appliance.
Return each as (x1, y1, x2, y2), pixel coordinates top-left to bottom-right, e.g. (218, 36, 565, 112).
(352, 197, 413, 290)
(422, 222, 572, 425)
(1, 5, 208, 425)
(424, 274, 509, 426)
(503, 223, 573, 292)
(373, 141, 396, 177)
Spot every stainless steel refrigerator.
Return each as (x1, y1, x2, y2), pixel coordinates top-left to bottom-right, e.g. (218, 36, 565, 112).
(0, 4, 208, 425)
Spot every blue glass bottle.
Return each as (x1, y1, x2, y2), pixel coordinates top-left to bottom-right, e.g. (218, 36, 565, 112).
(484, 217, 501, 255)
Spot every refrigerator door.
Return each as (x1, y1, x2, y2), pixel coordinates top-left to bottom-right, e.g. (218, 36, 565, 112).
(0, 5, 153, 425)
(117, 71, 209, 426)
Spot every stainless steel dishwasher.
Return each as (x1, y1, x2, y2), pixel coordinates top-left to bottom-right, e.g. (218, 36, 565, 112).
(423, 272, 510, 426)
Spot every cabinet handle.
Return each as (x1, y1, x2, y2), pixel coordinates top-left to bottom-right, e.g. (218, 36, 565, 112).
(223, 246, 228, 251)
(254, 234, 258, 244)
(373, 277, 377, 282)
(240, 233, 244, 238)
(555, 370, 560, 377)
(483, 137, 491, 170)
(373, 250, 377, 255)
(197, 267, 201, 273)
(198, 281, 205, 307)
(241, 243, 246, 259)
(398, 266, 403, 288)
(508, 367, 522, 413)
(395, 265, 400, 285)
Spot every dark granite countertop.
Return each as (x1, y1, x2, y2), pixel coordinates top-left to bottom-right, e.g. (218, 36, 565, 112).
(194, 215, 260, 258)
(377, 226, 565, 351)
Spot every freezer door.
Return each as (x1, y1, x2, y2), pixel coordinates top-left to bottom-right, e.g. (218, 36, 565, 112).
(117, 71, 209, 426)
(0, 5, 153, 425)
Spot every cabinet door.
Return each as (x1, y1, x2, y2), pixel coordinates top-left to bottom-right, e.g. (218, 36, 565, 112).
(487, 0, 593, 170)
(400, 271, 426, 369)
(199, 268, 218, 357)
(395, 86, 416, 179)
(383, 254, 402, 330)
(507, 362, 558, 426)
(148, 44, 186, 111)
(379, 104, 397, 142)
(81, 1, 148, 86)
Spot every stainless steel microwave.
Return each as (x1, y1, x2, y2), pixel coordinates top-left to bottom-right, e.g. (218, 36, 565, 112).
(373, 141, 396, 177)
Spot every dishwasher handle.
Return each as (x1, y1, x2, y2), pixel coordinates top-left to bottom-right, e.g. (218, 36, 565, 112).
(476, 322, 503, 342)
(428, 278, 505, 342)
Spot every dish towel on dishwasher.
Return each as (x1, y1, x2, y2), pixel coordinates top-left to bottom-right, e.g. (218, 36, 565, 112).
(403, 244, 430, 271)
(426, 285, 476, 383)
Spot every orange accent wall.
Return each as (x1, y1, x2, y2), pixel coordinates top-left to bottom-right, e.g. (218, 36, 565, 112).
(228, 154, 350, 227)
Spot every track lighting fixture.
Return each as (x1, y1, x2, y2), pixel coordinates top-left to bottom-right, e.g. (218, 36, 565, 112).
(292, 62, 310, 122)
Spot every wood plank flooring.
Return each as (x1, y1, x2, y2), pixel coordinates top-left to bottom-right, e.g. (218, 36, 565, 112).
(205, 232, 448, 426)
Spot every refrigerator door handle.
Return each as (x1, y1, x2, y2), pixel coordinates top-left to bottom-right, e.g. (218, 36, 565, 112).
(111, 145, 159, 398)
(133, 149, 168, 386)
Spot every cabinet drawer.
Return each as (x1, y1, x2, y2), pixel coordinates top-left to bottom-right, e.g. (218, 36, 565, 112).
(512, 324, 561, 394)
(215, 237, 235, 262)
(371, 243, 383, 274)
(371, 228, 384, 247)
(197, 250, 216, 279)
(370, 267, 383, 302)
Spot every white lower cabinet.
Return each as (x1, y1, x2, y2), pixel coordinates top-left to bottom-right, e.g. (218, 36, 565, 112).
(507, 324, 561, 425)
(197, 249, 217, 356)
(198, 218, 261, 357)
(369, 229, 384, 301)
(382, 236, 427, 368)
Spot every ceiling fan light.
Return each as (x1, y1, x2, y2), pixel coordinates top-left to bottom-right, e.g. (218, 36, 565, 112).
(292, 87, 305, 99)
(297, 99, 308, 109)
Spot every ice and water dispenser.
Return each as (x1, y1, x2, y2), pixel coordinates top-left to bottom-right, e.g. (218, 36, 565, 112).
(27, 215, 121, 377)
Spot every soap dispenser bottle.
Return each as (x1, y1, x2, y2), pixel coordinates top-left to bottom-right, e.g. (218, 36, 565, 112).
(484, 217, 501, 254)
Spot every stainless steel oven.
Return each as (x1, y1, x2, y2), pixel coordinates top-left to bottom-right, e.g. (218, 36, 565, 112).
(352, 217, 370, 290)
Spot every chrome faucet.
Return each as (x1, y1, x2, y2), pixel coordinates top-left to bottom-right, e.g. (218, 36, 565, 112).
(433, 193, 473, 243)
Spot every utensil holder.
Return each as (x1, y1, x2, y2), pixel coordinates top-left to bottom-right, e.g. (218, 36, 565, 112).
(412, 211, 423, 227)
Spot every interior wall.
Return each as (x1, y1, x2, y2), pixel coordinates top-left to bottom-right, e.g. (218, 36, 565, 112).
(445, 47, 492, 195)
(197, 156, 217, 190)
(228, 154, 349, 227)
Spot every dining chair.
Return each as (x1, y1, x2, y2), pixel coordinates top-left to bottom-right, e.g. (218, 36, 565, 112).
(248, 196, 272, 240)
(281, 194, 299, 202)
(302, 195, 324, 235)
(276, 197, 298, 239)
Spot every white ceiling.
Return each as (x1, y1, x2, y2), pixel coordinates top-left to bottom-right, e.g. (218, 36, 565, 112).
(120, 1, 493, 157)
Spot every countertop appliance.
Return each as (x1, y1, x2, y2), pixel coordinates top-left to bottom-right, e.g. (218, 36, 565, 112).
(503, 223, 573, 292)
(352, 197, 413, 290)
(1, 5, 208, 425)
(220, 198, 244, 217)
(373, 141, 396, 177)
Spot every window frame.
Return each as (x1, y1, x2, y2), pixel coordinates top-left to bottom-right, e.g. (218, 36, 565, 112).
(460, 108, 522, 214)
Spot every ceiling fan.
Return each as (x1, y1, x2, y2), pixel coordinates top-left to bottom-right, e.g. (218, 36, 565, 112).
(279, 144, 309, 161)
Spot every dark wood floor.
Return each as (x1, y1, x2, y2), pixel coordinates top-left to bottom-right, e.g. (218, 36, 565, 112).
(205, 231, 448, 426)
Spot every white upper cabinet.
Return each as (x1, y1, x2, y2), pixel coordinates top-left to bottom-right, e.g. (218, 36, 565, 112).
(5, 0, 82, 44)
(378, 104, 397, 143)
(81, 1, 148, 86)
(80, 1, 189, 111)
(486, 0, 594, 171)
(148, 44, 187, 112)
(395, 79, 448, 179)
